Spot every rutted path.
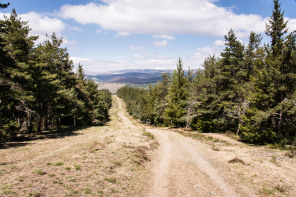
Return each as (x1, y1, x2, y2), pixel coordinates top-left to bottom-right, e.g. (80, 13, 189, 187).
(1, 96, 296, 196)
(137, 119, 296, 196)
(142, 129, 242, 197)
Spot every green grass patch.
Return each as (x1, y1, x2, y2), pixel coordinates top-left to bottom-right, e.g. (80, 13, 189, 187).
(54, 162, 64, 166)
(142, 132, 155, 140)
(17, 176, 24, 182)
(104, 177, 117, 184)
(84, 188, 92, 194)
(74, 165, 81, 170)
(32, 169, 46, 175)
(65, 166, 71, 170)
(113, 161, 122, 167)
(29, 191, 41, 197)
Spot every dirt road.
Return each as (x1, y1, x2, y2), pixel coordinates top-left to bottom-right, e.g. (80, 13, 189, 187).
(143, 129, 239, 197)
(1, 96, 296, 196)
(138, 128, 296, 197)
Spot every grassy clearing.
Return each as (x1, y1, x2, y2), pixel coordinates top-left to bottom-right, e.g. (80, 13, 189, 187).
(0, 97, 158, 196)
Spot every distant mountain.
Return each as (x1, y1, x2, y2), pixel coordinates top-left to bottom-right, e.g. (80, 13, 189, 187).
(88, 69, 173, 84)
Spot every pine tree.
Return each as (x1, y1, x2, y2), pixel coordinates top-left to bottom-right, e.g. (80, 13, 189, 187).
(0, 9, 37, 140)
(265, 0, 290, 138)
(266, 0, 287, 57)
(218, 29, 246, 132)
(164, 58, 188, 127)
(154, 73, 170, 125)
(185, 68, 195, 128)
(0, 0, 9, 8)
(240, 0, 296, 144)
(191, 56, 221, 132)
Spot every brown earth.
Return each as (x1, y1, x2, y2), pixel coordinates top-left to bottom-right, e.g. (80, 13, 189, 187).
(136, 128, 296, 197)
(1, 96, 296, 196)
(97, 83, 125, 94)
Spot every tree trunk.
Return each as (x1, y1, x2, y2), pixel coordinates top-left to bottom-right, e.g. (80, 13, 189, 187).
(45, 106, 48, 130)
(27, 112, 32, 133)
(186, 106, 191, 129)
(278, 91, 284, 135)
(38, 101, 42, 133)
(57, 117, 61, 131)
(236, 105, 241, 135)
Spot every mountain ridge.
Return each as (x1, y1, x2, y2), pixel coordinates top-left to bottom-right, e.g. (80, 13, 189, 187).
(87, 69, 173, 84)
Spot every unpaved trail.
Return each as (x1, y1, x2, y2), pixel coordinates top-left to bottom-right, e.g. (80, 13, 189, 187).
(1, 96, 296, 196)
(137, 126, 296, 197)
(141, 129, 244, 197)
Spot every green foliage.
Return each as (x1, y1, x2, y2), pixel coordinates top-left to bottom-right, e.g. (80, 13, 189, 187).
(239, 0, 296, 144)
(164, 58, 188, 127)
(0, 2, 9, 8)
(142, 132, 155, 140)
(0, 9, 112, 143)
(117, 0, 296, 146)
(32, 169, 46, 175)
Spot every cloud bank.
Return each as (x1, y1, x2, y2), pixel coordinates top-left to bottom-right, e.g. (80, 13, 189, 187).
(59, 0, 271, 38)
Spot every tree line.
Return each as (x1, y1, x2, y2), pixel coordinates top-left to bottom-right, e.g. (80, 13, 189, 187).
(118, 0, 296, 145)
(0, 8, 112, 143)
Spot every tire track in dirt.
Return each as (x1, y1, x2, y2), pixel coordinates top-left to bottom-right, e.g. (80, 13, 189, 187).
(143, 129, 240, 197)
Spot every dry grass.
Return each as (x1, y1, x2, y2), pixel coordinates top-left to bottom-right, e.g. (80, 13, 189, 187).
(174, 129, 296, 196)
(228, 157, 245, 165)
(0, 96, 158, 197)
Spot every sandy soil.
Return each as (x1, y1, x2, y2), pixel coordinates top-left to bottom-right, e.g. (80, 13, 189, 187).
(1, 96, 296, 197)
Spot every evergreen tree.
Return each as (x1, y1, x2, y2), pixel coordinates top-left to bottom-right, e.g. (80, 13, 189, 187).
(218, 29, 246, 132)
(0, 0, 9, 8)
(191, 57, 221, 132)
(0, 9, 37, 140)
(0, 8, 112, 143)
(185, 68, 195, 128)
(164, 58, 188, 127)
(154, 73, 170, 125)
(266, 0, 287, 57)
(240, 0, 296, 144)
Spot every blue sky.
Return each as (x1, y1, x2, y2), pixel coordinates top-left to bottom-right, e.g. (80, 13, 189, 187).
(1, 0, 296, 74)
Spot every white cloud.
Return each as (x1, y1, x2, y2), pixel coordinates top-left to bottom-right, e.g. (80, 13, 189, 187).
(116, 31, 131, 36)
(58, 0, 279, 38)
(186, 41, 224, 69)
(68, 25, 83, 32)
(62, 38, 77, 45)
(153, 34, 175, 40)
(70, 54, 176, 73)
(214, 40, 225, 46)
(130, 45, 146, 52)
(152, 40, 168, 48)
(0, 11, 66, 43)
(134, 54, 144, 59)
(287, 18, 296, 33)
(21, 12, 65, 35)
